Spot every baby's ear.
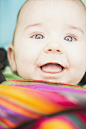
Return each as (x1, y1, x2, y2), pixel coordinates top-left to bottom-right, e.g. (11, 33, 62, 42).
(7, 44, 17, 72)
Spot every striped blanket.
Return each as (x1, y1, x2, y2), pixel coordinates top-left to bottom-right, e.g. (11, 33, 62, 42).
(0, 79, 86, 129)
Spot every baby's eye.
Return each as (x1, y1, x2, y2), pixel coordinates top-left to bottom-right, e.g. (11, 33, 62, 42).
(64, 36, 77, 42)
(32, 34, 44, 39)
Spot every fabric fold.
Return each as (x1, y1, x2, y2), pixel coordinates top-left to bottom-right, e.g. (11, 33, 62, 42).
(0, 79, 86, 129)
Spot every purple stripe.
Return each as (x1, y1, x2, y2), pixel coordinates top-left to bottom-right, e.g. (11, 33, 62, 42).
(0, 125, 5, 129)
(8, 83, 86, 94)
(0, 105, 33, 120)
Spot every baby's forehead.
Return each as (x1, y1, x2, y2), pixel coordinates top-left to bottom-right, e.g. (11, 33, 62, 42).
(13, 0, 86, 45)
(16, 0, 86, 34)
(18, 0, 86, 21)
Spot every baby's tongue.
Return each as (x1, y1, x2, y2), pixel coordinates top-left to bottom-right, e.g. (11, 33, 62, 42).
(41, 63, 62, 73)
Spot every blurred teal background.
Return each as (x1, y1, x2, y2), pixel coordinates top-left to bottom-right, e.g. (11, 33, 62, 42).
(0, 0, 86, 51)
(0, 0, 26, 50)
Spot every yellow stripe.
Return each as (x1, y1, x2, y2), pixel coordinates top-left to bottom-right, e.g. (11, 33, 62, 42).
(0, 99, 39, 118)
(38, 119, 74, 129)
(0, 121, 9, 128)
(1, 118, 18, 128)
(0, 86, 68, 114)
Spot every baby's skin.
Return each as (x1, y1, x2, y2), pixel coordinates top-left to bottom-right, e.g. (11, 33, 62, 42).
(8, 0, 86, 85)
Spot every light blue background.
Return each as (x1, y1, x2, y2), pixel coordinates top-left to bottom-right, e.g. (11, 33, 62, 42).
(0, 0, 26, 50)
(0, 0, 86, 51)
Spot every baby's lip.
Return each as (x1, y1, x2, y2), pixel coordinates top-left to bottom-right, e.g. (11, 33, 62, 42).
(39, 62, 65, 74)
(40, 62, 65, 68)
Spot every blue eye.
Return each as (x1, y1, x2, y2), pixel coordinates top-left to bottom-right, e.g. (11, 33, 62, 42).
(64, 36, 76, 42)
(33, 34, 44, 39)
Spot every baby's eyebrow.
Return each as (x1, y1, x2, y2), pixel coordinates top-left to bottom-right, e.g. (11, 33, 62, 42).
(24, 23, 85, 35)
(67, 25, 84, 35)
(24, 23, 42, 31)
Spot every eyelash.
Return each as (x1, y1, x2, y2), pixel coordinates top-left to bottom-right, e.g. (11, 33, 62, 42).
(30, 33, 44, 39)
(64, 35, 77, 42)
(30, 33, 77, 41)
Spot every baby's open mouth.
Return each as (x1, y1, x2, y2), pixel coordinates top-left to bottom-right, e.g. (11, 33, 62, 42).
(40, 63, 64, 74)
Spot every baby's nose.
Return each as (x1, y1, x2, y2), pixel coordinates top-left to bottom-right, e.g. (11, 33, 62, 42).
(44, 41, 63, 54)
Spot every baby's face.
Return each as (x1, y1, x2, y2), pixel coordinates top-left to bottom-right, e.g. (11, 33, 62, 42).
(8, 0, 86, 85)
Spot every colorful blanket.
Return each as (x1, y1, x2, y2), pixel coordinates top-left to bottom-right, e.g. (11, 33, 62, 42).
(0, 79, 86, 129)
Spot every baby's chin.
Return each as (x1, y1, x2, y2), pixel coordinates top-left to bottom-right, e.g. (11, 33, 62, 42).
(18, 70, 79, 85)
(22, 76, 78, 85)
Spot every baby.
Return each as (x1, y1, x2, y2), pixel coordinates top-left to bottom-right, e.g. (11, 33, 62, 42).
(7, 0, 86, 85)
(1, 1, 86, 128)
